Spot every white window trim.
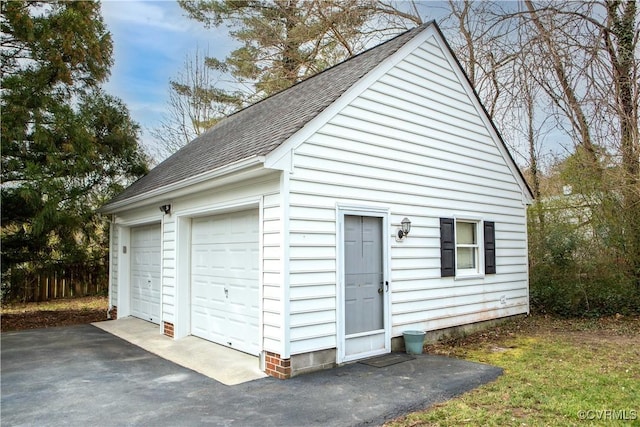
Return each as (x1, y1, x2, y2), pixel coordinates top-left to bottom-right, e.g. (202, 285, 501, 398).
(453, 217, 485, 280)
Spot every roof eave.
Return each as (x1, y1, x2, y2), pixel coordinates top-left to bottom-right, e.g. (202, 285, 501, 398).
(99, 155, 266, 214)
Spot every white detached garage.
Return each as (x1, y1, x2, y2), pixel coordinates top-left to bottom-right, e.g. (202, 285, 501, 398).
(101, 22, 533, 379)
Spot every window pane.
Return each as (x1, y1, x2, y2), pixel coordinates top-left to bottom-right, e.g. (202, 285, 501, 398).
(457, 247, 476, 269)
(456, 222, 476, 244)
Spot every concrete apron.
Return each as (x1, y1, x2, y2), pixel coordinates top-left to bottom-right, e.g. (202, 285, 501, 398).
(93, 318, 266, 385)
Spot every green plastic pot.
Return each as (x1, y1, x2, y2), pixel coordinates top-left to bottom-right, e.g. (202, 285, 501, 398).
(403, 330, 426, 354)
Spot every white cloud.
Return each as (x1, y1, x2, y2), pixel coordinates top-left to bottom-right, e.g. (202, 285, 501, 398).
(100, 0, 236, 161)
(101, 0, 188, 33)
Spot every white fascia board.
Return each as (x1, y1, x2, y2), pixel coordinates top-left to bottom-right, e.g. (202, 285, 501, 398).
(101, 156, 265, 213)
(265, 148, 293, 172)
(264, 26, 438, 172)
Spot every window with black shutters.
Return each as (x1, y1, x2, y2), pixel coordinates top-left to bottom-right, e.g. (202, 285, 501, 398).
(440, 218, 496, 277)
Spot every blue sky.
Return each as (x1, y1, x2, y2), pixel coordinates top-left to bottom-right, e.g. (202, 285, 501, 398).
(101, 1, 235, 153)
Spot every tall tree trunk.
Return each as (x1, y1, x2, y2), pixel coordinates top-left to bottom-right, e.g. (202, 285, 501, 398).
(281, 0, 302, 87)
(525, 83, 540, 200)
(524, 0, 600, 167)
(606, 0, 640, 286)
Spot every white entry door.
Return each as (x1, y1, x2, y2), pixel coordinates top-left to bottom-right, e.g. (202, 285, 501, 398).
(343, 214, 388, 361)
(130, 224, 162, 324)
(190, 210, 260, 355)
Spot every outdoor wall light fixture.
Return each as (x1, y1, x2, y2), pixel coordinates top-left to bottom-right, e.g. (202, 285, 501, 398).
(159, 204, 171, 215)
(397, 217, 411, 239)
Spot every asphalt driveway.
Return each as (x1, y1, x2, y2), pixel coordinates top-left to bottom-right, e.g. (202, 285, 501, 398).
(1, 325, 501, 426)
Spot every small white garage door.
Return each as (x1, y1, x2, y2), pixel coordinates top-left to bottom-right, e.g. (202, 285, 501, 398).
(191, 210, 260, 355)
(130, 224, 162, 324)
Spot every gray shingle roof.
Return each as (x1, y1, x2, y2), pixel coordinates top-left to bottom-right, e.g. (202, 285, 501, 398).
(104, 23, 431, 208)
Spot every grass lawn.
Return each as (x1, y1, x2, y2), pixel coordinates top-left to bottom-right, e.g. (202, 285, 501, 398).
(1, 296, 109, 332)
(386, 315, 640, 426)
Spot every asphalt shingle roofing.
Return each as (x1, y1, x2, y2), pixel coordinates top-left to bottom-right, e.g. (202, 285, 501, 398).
(105, 22, 431, 207)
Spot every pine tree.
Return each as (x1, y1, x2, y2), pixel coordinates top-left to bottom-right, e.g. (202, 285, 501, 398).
(1, 1, 148, 298)
(178, 0, 374, 98)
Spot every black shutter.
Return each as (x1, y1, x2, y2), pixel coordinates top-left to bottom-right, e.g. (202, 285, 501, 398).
(484, 221, 496, 274)
(440, 218, 455, 277)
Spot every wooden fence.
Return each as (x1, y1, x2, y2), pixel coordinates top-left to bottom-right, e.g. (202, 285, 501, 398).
(3, 263, 109, 303)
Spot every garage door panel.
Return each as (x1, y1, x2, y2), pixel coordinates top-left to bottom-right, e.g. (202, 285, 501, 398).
(192, 245, 258, 277)
(192, 213, 259, 242)
(227, 287, 259, 309)
(229, 213, 259, 235)
(192, 280, 226, 307)
(223, 277, 258, 290)
(192, 314, 226, 341)
(191, 210, 260, 355)
(191, 220, 226, 244)
(192, 296, 226, 311)
(227, 302, 258, 315)
(226, 313, 259, 348)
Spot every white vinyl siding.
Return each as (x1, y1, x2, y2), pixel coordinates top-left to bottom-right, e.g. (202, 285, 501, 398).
(287, 34, 528, 352)
(288, 203, 338, 354)
(161, 219, 176, 324)
(262, 192, 282, 353)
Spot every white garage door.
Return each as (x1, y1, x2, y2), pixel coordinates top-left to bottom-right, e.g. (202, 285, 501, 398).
(130, 224, 162, 324)
(191, 210, 260, 355)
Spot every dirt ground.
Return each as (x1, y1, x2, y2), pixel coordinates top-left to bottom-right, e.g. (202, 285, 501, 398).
(1, 296, 109, 332)
(423, 313, 640, 355)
